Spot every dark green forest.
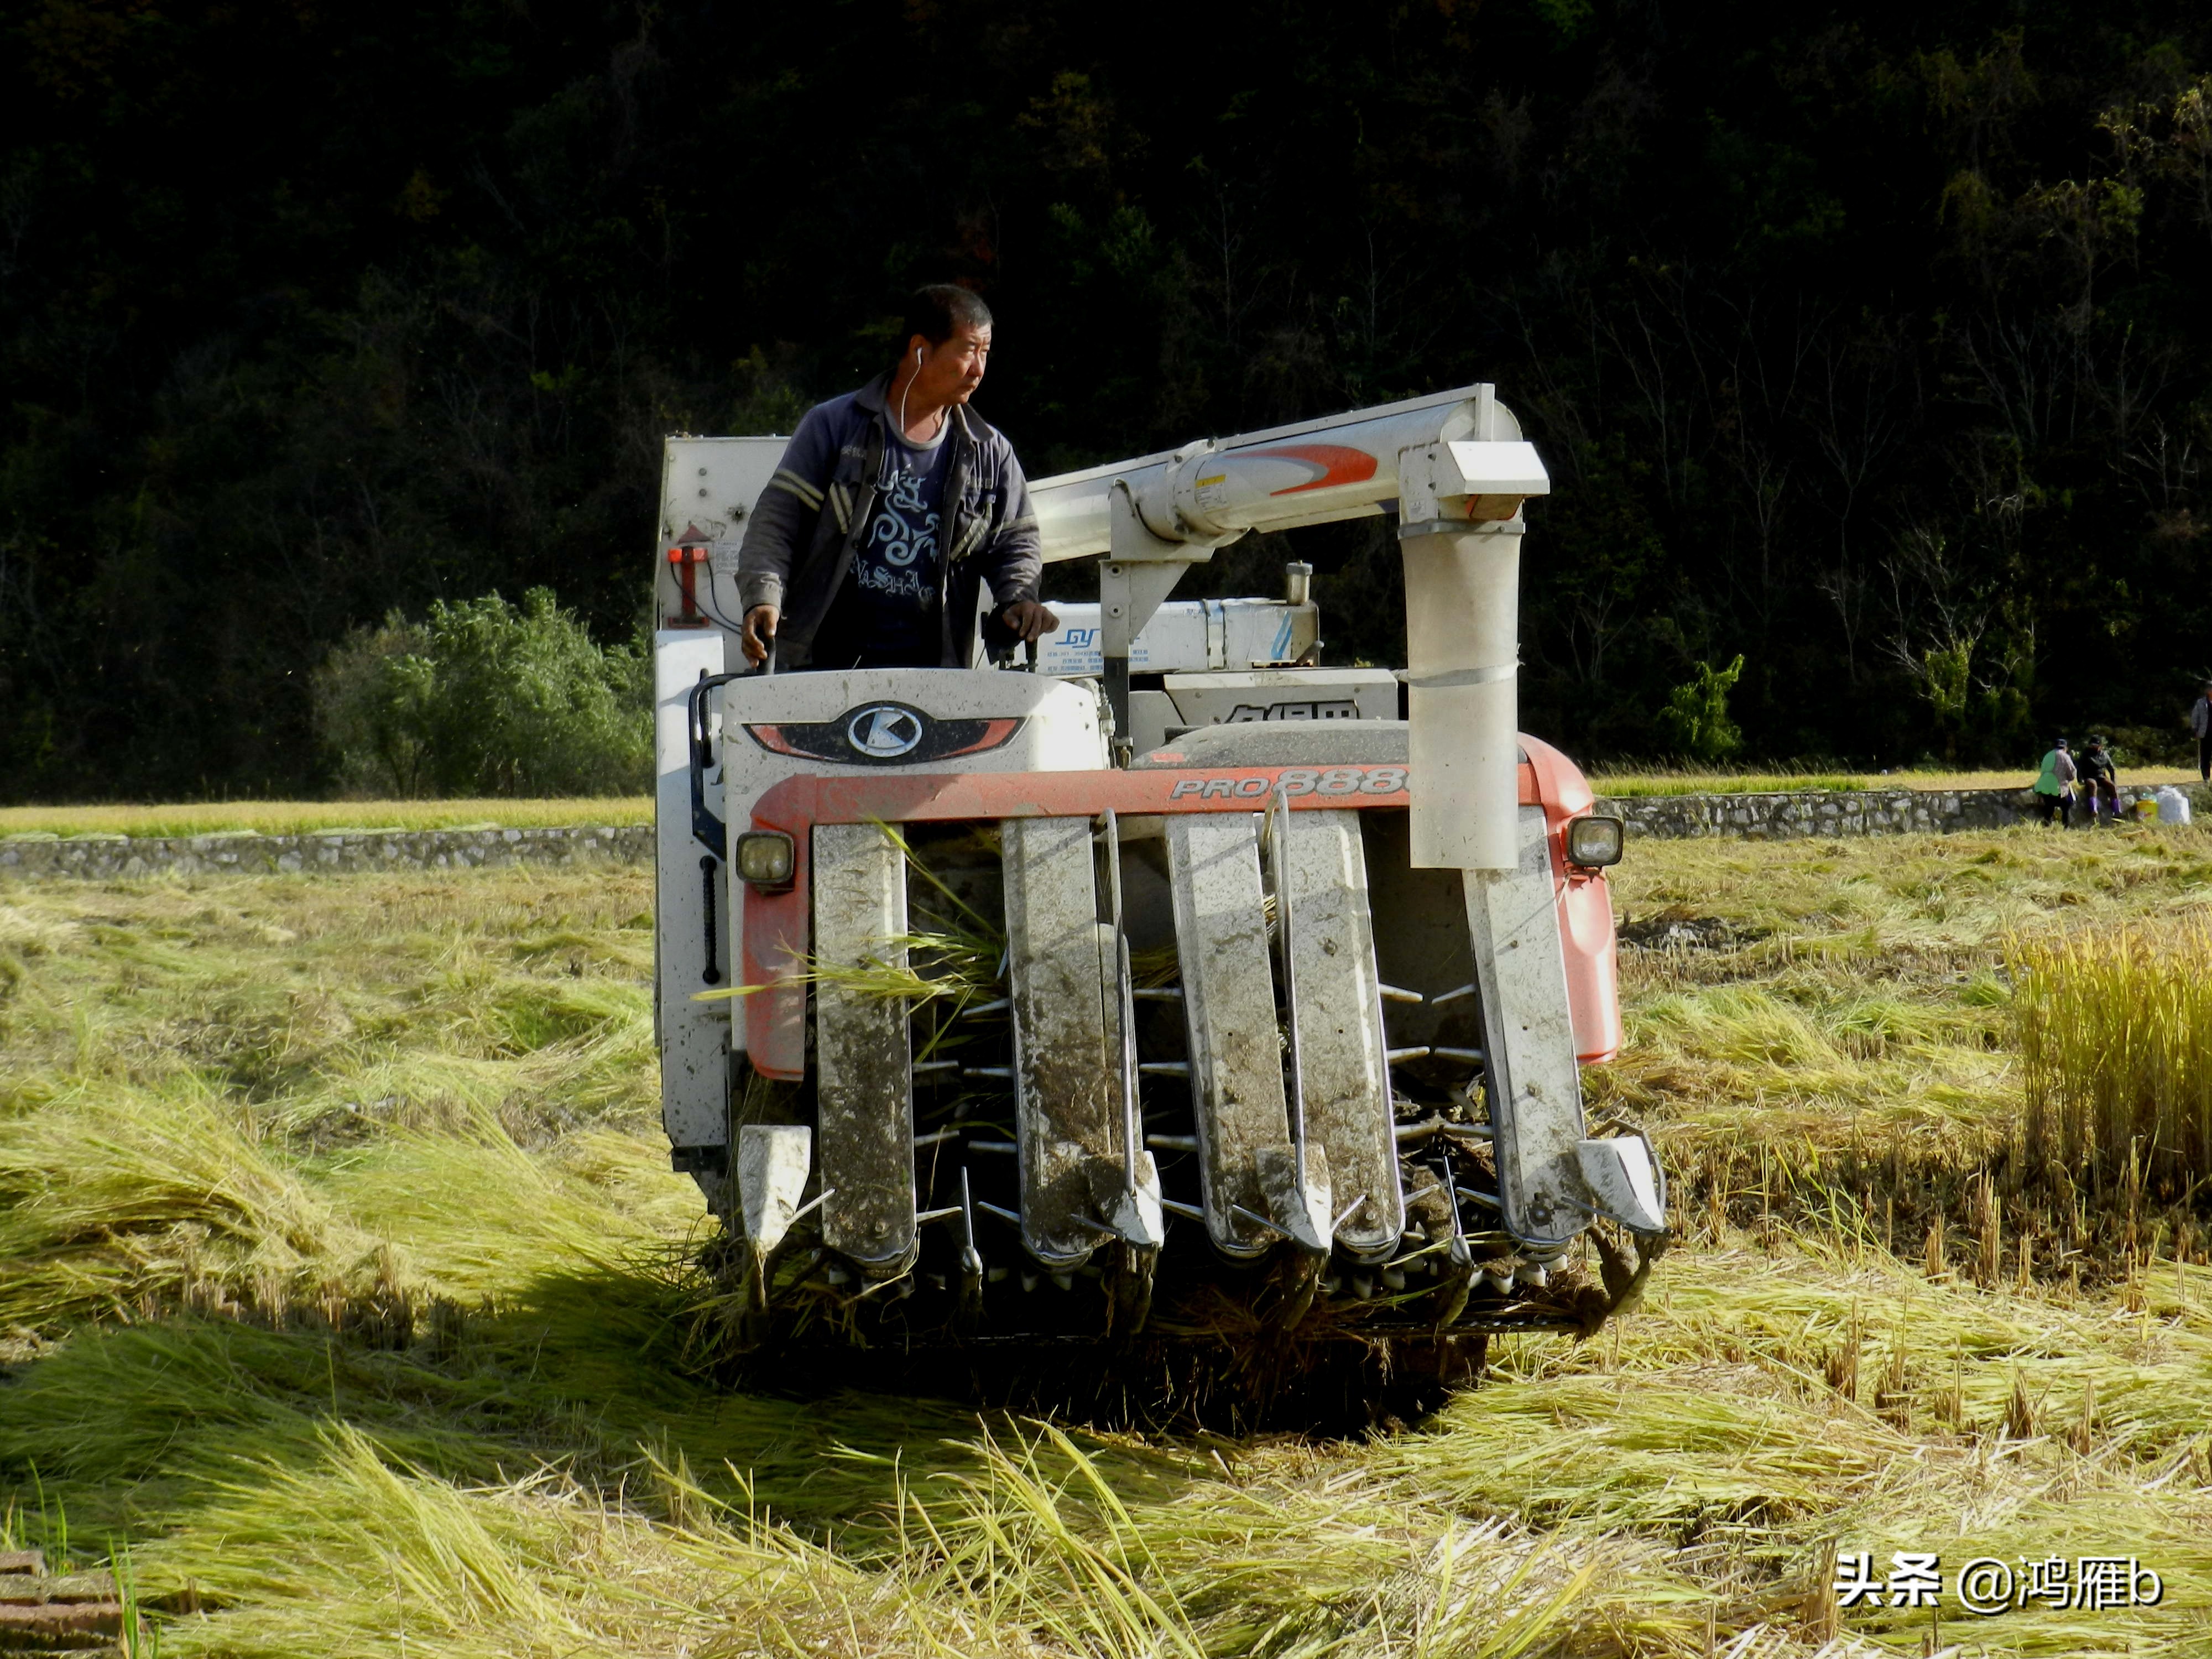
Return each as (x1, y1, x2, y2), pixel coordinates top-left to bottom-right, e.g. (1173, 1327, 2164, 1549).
(5, 0, 2212, 798)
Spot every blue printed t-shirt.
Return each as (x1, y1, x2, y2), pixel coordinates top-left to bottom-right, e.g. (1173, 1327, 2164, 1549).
(814, 423, 952, 669)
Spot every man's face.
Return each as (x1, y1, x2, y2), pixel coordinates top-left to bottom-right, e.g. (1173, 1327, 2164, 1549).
(910, 322, 991, 405)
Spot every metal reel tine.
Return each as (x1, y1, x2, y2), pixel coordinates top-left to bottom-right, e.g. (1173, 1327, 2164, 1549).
(1229, 1202, 1295, 1242)
(1271, 780, 1308, 1190)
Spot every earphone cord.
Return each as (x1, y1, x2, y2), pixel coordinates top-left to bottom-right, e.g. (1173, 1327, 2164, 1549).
(898, 346, 945, 443)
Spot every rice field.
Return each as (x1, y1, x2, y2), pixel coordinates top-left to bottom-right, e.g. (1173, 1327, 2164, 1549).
(3, 826, 2210, 1655)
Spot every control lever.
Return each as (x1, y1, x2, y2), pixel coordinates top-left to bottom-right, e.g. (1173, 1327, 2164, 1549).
(687, 670, 742, 858)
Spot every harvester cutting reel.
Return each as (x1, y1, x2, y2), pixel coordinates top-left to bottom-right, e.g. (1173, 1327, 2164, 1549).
(714, 775, 1667, 1355)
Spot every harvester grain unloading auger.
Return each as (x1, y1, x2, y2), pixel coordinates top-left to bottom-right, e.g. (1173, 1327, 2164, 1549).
(651, 384, 1667, 1401)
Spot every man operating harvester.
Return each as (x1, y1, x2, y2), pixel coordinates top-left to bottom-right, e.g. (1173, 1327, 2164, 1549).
(735, 285, 1056, 670)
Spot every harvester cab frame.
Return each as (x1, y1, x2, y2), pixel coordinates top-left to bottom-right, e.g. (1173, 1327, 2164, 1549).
(650, 383, 1665, 1374)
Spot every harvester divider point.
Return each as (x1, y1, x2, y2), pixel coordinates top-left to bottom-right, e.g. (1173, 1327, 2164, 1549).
(1431, 983, 1478, 1007)
(911, 1128, 960, 1148)
(965, 998, 1011, 1016)
(1138, 1061, 1192, 1077)
(968, 1139, 1018, 1155)
(1457, 1186, 1501, 1209)
(975, 1199, 1023, 1227)
(1386, 1046, 1433, 1064)
(1431, 1047, 1486, 1065)
(915, 1205, 964, 1224)
(1160, 1197, 1207, 1222)
(1145, 1133, 1201, 1151)
(963, 1066, 1015, 1080)
(912, 1060, 961, 1074)
(1378, 983, 1424, 1003)
(1131, 986, 1183, 1001)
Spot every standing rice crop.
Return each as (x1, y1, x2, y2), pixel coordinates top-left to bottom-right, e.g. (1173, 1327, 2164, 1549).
(2010, 916, 2212, 1201)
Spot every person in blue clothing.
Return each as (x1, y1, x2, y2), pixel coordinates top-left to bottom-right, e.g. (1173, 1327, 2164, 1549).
(2077, 735, 2120, 825)
(733, 285, 1057, 670)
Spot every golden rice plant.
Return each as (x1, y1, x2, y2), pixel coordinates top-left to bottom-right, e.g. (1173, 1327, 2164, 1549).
(2010, 916, 2212, 1197)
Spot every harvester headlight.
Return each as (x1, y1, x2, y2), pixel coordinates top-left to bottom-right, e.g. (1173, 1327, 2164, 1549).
(734, 831, 796, 888)
(1564, 815, 1625, 869)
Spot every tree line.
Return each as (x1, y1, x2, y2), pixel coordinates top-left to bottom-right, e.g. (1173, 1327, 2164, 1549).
(4, 0, 2210, 797)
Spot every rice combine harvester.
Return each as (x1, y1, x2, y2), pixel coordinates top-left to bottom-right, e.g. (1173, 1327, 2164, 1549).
(652, 384, 1667, 1405)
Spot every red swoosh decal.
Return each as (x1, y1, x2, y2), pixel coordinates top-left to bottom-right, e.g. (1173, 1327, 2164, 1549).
(940, 717, 1022, 758)
(1243, 443, 1379, 496)
(744, 724, 807, 757)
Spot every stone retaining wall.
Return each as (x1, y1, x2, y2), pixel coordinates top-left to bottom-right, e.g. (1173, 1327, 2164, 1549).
(0, 823, 653, 881)
(3, 784, 2205, 880)
(1594, 782, 2209, 840)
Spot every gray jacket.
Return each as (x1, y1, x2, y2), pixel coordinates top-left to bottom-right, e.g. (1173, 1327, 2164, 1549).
(2194, 695, 2211, 739)
(735, 374, 1042, 667)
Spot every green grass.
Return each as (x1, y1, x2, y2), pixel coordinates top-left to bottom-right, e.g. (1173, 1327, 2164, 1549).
(1592, 771, 1872, 796)
(4, 838, 2210, 1653)
(0, 799, 654, 840)
(5, 762, 2205, 837)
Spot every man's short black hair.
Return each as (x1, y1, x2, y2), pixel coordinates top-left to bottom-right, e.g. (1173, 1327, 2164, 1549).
(896, 284, 992, 366)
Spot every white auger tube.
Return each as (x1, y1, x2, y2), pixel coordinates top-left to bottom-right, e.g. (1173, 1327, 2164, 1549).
(1025, 383, 1548, 870)
(1400, 520, 1522, 872)
(1029, 384, 1510, 562)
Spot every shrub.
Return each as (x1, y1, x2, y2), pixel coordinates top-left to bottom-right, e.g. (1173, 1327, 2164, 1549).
(1656, 655, 1745, 762)
(315, 589, 650, 797)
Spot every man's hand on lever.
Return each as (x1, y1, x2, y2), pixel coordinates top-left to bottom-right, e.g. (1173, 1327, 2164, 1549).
(740, 604, 779, 667)
(997, 598, 1057, 644)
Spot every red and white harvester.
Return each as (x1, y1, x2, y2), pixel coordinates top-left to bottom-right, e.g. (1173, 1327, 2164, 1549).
(653, 384, 1665, 1404)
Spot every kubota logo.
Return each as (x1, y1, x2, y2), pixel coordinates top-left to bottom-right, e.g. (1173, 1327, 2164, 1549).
(744, 703, 1023, 765)
(845, 704, 925, 758)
